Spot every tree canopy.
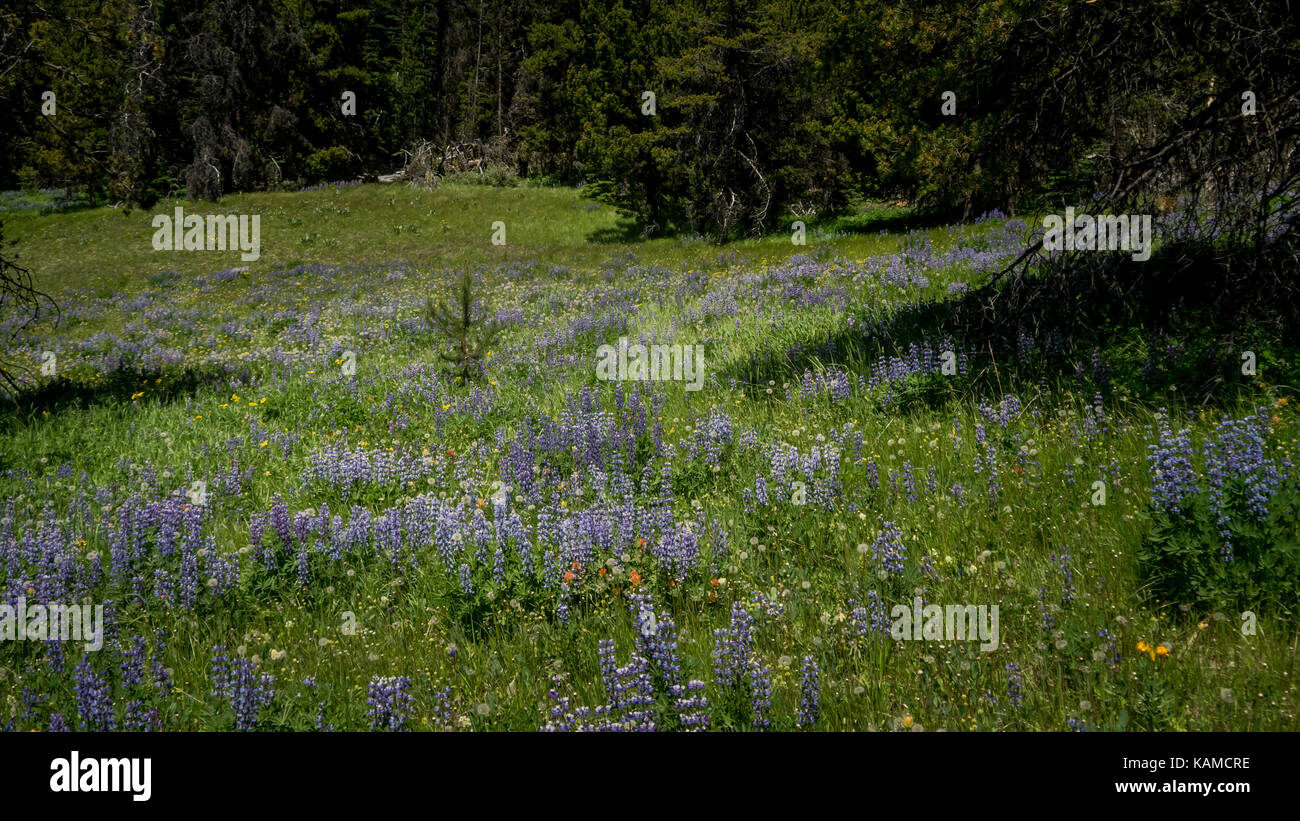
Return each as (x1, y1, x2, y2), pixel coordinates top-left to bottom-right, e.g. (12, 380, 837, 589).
(1, 0, 1295, 242)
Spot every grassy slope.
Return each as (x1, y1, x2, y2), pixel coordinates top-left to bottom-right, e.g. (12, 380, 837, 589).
(0, 183, 1294, 732)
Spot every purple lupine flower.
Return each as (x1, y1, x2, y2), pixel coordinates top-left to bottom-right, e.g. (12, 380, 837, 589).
(207, 550, 240, 597)
(902, 462, 918, 503)
(1050, 548, 1076, 605)
(367, 675, 415, 731)
(797, 655, 820, 728)
(121, 635, 148, 688)
(541, 676, 575, 733)
(153, 568, 173, 606)
(597, 639, 623, 709)
(123, 700, 161, 731)
(1202, 410, 1282, 560)
(1098, 629, 1120, 670)
(865, 457, 880, 490)
(433, 686, 454, 730)
(74, 657, 116, 731)
(178, 545, 199, 609)
(749, 659, 773, 730)
(950, 482, 966, 507)
(1037, 587, 1055, 632)
(302, 676, 333, 731)
(673, 680, 710, 731)
(1006, 662, 1023, 708)
(984, 441, 1001, 502)
(296, 541, 311, 587)
(45, 637, 66, 673)
(713, 602, 755, 687)
(1147, 414, 1198, 514)
(210, 646, 275, 731)
(869, 520, 907, 574)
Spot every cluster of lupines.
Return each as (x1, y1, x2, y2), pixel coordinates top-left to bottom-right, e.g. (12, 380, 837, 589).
(594, 640, 657, 731)
(1081, 393, 1109, 441)
(117, 635, 164, 732)
(977, 394, 1025, 429)
(789, 366, 853, 404)
(73, 657, 117, 731)
(867, 520, 907, 574)
(706, 599, 787, 730)
(301, 441, 439, 491)
(748, 441, 843, 512)
(1037, 587, 1056, 632)
(862, 338, 966, 405)
(1146, 413, 1198, 514)
(680, 405, 734, 463)
(210, 646, 275, 730)
(1145, 408, 1288, 561)
(542, 593, 710, 732)
(713, 602, 756, 688)
(1203, 410, 1282, 560)
(652, 523, 700, 583)
(367, 676, 415, 731)
(12, 232, 1268, 735)
(849, 592, 890, 639)
(629, 591, 709, 729)
(541, 647, 655, 731)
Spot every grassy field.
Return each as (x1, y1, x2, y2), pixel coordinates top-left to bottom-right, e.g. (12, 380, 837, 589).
(0, 182, 1295, 732)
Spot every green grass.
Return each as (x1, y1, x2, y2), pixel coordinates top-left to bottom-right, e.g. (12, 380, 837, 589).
(0, 183, 1295, 732)
(3, 183, 914, 298)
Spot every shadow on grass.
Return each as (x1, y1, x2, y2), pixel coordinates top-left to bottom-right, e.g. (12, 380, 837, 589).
(720, 236, 1300, 413)
(0, 363, 233, 432)
(818, 205, 960, 237)
(587, 215, 650, 244)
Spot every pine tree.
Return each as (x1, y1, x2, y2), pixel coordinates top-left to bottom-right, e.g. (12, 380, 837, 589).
(424, 270, 500, 382)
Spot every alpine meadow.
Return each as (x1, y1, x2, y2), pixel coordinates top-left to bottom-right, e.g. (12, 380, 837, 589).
(0, 0, 1297, 737)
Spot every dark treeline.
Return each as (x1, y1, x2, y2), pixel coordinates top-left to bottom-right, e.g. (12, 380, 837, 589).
(1, 0, 1296, 241)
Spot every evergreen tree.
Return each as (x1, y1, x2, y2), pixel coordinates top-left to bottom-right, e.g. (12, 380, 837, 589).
(425, 270, 500, 382)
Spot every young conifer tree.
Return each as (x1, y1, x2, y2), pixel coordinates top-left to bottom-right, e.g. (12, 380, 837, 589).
(425, 269, 499, 382)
